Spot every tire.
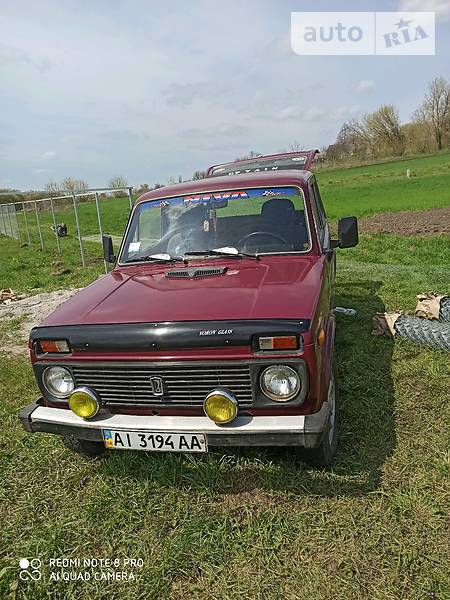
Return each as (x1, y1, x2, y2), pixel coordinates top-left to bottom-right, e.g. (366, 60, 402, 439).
(62, 436, 106, 458)
(304, 366, 339, 468)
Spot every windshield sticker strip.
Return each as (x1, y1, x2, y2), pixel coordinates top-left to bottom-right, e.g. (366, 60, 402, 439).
(142, 187, 297, 209)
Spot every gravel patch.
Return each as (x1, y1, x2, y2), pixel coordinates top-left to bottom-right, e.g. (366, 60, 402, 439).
(0, 289, 81, 354)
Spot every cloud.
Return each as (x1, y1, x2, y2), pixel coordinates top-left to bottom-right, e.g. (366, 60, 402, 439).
(180, 123, 248, 139)
(277, 105, 303, 120)
(42, 151, 56, 160)
(0, 42, 52, 73)
(398, 0, 450, 21)
(304, 107, 327, 122)
(163, 82, 206, 107)
(259, 33, 293, 61)
(330, 105, 362, 121)
(162, 80, 238, 109)
(276, 106, 325, 121)
(278, 104, 361, 124)
(355, 80, 376, 94)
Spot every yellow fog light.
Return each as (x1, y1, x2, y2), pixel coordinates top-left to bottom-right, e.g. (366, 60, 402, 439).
(69, 387, 100, 419)
(203, 389, 238, 424)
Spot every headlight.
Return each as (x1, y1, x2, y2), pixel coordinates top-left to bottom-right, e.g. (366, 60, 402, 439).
(204, 389, 238, 424)
(260, 365, 300, 401)
(69, 387, 100, 419)
(43, 366, 74, 398)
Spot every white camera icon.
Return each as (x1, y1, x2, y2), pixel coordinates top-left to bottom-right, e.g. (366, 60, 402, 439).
(19, 558, 42, 581)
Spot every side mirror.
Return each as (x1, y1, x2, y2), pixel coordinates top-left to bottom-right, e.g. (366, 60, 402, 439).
(102, 235, 116, 263)
(332, 216, 358, 249)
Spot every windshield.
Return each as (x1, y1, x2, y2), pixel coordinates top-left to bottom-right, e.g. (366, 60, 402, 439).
(120, 186, 311, 263)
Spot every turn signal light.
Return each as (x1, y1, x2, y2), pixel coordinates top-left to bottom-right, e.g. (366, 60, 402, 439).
(258, 336, 299, 351)
(317, 329, 326, 346)
(39, 340, 70, 354)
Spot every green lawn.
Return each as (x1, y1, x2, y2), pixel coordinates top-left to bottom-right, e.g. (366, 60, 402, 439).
(12, 195, 131, 250)
(317, 151, 450, 219)
(1, 231, 449, 599)
(0, 236, 105, 293)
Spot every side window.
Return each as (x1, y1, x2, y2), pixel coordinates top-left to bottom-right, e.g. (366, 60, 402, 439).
(309, 178, 329, 251)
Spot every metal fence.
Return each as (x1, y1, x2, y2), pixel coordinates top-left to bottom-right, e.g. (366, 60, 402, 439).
(0, 187, 133, 273)
(0, 203, 20, 240)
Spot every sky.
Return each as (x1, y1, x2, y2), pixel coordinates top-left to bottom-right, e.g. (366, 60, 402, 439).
(1, 0, 449, 190)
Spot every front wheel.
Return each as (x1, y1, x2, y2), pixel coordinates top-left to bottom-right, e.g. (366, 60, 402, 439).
(304, 367, 339, 467)
(62, 436, 106, 458)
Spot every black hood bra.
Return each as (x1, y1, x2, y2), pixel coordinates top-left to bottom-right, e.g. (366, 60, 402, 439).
(31, 319, 310, 352)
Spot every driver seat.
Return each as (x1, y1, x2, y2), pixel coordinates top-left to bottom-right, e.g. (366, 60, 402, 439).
(261, 199, 306, 249)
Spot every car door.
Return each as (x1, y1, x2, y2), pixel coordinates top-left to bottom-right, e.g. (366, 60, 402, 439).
(309, 175, 335, 314)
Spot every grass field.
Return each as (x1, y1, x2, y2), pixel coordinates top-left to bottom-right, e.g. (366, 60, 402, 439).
(1, 153, 450, 599)
(2, 151, 449, 263)
(318, 151, 450, 219)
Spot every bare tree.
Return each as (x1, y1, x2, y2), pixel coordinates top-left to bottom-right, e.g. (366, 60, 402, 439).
(134, 183, 150, 196)
(108, 175, 128, 190)
(233, 150, 262, 162)
(164, 175, 183, 185)
(402, 121, 431, 154)
(364, 105, 405, 156)
(192, 170, 207, 180)
(45, 180, 60, 194)
(338, 119, 372, 157)
(414, 77, 450, 150)
(289, 140, 305, 152)
(61, 177, 89, 193)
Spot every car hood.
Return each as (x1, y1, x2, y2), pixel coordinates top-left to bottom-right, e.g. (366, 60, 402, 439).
(39, 257, 324, 327)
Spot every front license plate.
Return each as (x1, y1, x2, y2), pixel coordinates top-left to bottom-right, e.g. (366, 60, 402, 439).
(102, 429, 207, 453)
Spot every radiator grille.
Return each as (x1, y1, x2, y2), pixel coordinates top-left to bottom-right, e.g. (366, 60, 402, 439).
(71, 363, 253, 406)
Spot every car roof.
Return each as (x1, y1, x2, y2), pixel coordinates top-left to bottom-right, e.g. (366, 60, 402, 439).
(136, 170, 314, 205)
(206, 150, 318, 177)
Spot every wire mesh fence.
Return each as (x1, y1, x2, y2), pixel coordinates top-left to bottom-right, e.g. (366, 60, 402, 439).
(0, 204, 20, 240)
(0, 187, 134, 273)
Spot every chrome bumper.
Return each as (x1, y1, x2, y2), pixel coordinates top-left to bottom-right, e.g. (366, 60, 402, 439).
(20, 399, 330, 449)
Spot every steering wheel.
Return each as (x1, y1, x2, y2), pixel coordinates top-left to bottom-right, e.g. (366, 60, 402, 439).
(238, 231, 290, 250)
(166, 225, 200, 256)
(138, 224, 197, 257)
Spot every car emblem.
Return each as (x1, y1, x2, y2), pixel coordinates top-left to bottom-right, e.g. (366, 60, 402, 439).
(149, 376, 164, 396)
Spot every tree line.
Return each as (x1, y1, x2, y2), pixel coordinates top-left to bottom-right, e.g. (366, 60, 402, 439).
(0, 176, 132, 203)
(326, 76, 450, 162)
(44, 175, 131, 194)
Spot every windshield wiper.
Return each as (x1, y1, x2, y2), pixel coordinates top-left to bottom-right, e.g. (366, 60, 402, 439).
(184, 249, 260, 261)
(125, 253, 185, 264)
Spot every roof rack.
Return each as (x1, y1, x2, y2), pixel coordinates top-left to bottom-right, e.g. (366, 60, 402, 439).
(206, 150, 319, 178)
